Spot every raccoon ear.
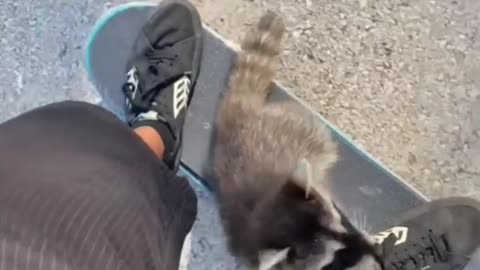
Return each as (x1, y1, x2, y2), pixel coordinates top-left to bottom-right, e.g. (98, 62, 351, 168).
(258, 247, 290, 270)
(292, 158, 313, 199)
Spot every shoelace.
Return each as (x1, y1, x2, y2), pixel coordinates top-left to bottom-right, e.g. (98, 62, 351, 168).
(380, 230, 452, 270)
(146, 49, 178, 70)
(122, 47, 179, 112)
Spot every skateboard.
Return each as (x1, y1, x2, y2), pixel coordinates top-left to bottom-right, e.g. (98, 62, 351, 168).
(85, 3, 480, 269)
(85, 1, 425, 232)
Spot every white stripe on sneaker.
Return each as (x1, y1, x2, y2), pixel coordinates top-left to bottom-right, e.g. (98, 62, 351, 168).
(173, 76, 191, 119)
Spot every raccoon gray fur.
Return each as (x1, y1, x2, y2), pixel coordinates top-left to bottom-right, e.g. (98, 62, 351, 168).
(213, 11, 383, 270)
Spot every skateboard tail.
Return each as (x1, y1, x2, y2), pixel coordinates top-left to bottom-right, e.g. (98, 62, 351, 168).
(84, 2, 156, 85)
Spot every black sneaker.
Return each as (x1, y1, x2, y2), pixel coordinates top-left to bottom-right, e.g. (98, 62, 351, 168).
(374, 197, 480, 270)
(122, 0, 203, 171)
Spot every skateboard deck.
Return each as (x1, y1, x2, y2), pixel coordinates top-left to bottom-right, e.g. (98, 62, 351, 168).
(85, 2, 426, 233)
(84, 3, 480, 269)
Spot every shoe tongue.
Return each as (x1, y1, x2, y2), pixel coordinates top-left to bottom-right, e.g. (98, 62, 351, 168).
(130, 41, 185, 95)
(134, 60, 182, 96)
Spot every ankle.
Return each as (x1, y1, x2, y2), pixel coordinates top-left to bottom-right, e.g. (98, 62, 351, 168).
(134, 126, 165, 159)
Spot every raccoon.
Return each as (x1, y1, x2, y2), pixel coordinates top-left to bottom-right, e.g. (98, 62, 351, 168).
(213, 11, 383, 270)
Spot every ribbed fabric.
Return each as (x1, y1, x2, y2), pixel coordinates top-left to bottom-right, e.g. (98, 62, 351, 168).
(0, 101, 197, 270)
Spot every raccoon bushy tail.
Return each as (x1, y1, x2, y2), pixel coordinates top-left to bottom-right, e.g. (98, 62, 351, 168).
(229, 11, 285, 101)
(216, 12, 285, 135)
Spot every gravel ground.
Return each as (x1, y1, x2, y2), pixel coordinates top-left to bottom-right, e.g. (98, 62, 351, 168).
(192, 0, 480, 200)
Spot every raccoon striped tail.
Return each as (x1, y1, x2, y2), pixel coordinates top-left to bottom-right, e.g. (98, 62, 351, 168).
(229, 11, 285, 100)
